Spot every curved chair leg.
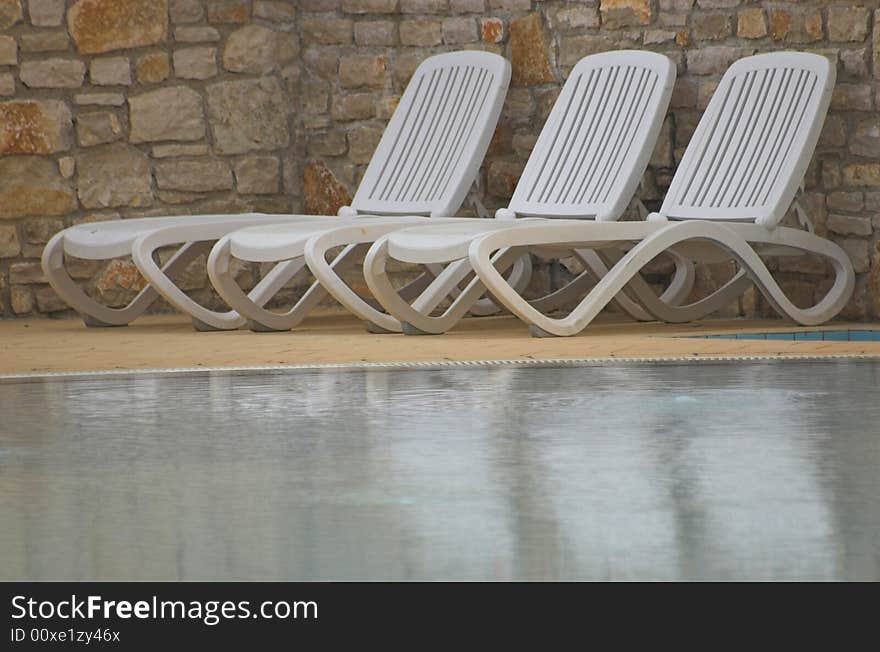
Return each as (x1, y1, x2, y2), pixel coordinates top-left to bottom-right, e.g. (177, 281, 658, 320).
(365, 238, 667, 335)
(575, 247, 698, 321)
(406, 248, 528, 335)
(207, 235, 374, 332)
(527, 267, 602, 313)
(206, 236, 321, 332)
(662, 250, 698, 306)
(517, 246, 696, 321)
(133, 228, 264, 331)
(306, 222, 533, 334)
(304, 225, 422, 333)
(402, 261, 491, 317)
(410, 253, 533, 319)
(135, 218, 357, 332)
(469, 221, 856, 337)
(364, 238, 668, 335)
(244, 277, 332, 333)
(42, 231, 202, 327)
(574, 249, 653, 321)
(365, 243, 473, 334)
(364, 238, 530, 335)
(585, 245, 745, 323)
(361, 271, 444, 333)
(468, 253, 533, 317)
(730, 225, 855, 325)
(626, 268, 752, 323)
(432, 246, 694, 324)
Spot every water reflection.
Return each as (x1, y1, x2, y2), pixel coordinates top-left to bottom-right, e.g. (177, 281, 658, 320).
(0, 362, 878, 580)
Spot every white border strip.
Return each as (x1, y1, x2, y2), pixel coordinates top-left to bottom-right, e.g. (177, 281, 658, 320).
(2, 353, 879, 384)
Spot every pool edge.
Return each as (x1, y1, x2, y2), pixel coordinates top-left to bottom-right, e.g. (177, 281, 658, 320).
(2, 353, 880, 384)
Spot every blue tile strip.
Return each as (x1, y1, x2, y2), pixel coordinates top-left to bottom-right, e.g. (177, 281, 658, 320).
(685, 330, 880, 342)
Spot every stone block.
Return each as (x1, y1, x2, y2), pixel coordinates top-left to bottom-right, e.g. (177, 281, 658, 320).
(443, 17, 478, 44)
(339, 55, 387, 89)
(691, 13, 731, 41)
(175, 26, 221, 43)
(509, 13, 554, 86)
(737, 8, 767, 39)
(0, 0, 22, 30)
(0, 224, 20, 258)
(129, 86, 205, 143)
(76, 111, 123, 147)
(223, 25, 294, 74)
(155, 159, 234, 192)
(171, 0, 203, 24)
(90, 57, 131, 86)
(254, 1, 296, 22)
(303, 161, 352, 215)
(330, 93, 375, 121)
(136, 52, 170, 84)
(19, 30, 69, 52)
(400, 20, 442, 46)
(206, 78, 289, 154)
(347, 125, 383, 164)
(301, 18, 353, 45)
(68, 0, 168, 54)
(20, 59, 86, 88)
(207, 0, 249, 24)
(77, 144, 152, 208)
(0, 100, 72, 154)
(827, 7, 870, 43)
(600, 0, 652, 29)
(768, 8, 823, 44)
(0, 35, 15, 65)
(342, 0, 397, 12)
(0, 156, 76, 219)
(355, 21, 397, 46)
(234, 156, 281, 194)
(29, 0, 66, 26)
(174, 47, 218, 80)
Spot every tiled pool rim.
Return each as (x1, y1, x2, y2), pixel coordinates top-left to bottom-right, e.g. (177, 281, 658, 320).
(685, 329, 880, 341)
(2, 353, 880, 384)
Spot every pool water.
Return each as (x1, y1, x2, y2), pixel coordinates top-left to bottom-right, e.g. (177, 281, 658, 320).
(1, 361, 878, 581)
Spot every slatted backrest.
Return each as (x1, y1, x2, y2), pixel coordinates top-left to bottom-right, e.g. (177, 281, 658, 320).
(659, 52, 834, 227)
(507, 51, 675, 221)
(351, 51, 510, 217)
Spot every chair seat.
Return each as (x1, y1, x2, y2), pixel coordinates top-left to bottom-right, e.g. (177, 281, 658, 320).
(63, 213, 303, 260)
(387, 219, 532, 264)
(228, 216, 432, 262)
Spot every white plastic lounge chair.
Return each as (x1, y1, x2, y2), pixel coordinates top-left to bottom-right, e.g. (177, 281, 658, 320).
(372, 52, 853, 337)
(220, 52, 693, 332)
(42, 51, 511, 330)
(360, 50, 690, 335)
(212, 51, 683, 335)
(203, 51, 526, 333)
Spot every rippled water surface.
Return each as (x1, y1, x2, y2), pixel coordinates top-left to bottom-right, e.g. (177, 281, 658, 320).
(1, 362, 878, 581)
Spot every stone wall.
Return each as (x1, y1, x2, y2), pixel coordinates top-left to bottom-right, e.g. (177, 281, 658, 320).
(0, 0, 301, 316)
(1, 0, 879, 321)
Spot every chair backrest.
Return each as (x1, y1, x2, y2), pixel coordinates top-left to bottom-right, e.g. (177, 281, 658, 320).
(506, 50, 675, 221)
(350, 51, 510, 218)
(658, 52, 834, 228)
